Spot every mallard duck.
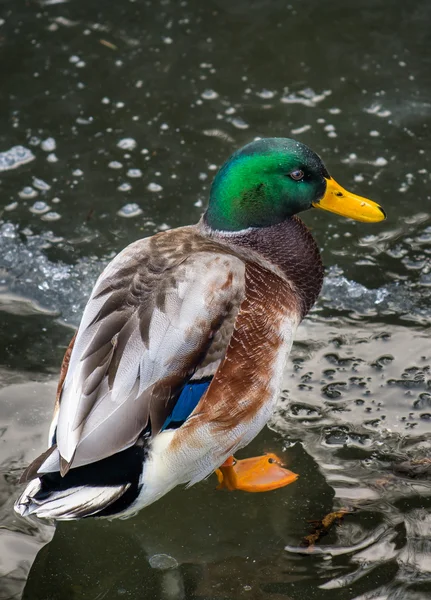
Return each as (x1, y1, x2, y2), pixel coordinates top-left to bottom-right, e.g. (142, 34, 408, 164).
(15, 138, 385, 520)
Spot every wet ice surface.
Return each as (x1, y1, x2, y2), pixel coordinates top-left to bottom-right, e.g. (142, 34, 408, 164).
(1, 0, 430, 599)
(0, 222, 104, 326)
(273, 320, 431, 598)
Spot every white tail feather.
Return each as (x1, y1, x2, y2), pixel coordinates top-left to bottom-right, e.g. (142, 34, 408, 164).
(14, 481, 130, 520)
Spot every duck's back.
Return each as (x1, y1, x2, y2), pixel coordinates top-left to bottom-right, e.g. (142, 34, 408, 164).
(15, 227, 247, 518)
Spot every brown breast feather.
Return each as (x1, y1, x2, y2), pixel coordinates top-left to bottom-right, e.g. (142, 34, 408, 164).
(174, 260, 300, 442)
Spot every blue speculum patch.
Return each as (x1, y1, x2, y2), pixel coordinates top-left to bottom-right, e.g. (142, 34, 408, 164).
(162, 379, 211, 430)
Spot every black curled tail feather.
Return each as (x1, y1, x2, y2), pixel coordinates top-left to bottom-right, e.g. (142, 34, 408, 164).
(15, 442, 149, 520)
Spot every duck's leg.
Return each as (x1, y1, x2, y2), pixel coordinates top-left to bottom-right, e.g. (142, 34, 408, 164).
(215, 453, 298, 492)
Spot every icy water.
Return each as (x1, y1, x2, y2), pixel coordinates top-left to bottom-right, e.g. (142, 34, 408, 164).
(1, 0, 430, 598)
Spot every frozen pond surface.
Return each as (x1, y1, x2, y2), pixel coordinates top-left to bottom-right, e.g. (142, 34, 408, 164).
(0, 0, 430, 599)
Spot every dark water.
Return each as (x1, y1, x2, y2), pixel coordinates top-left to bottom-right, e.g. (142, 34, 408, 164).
(1, 0, 430, 598)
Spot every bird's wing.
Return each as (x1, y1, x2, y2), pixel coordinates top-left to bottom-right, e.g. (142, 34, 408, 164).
(52, 231, 245, 474)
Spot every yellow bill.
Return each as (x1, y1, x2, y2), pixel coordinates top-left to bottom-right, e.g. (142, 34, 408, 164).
(313, 178, 386, 223)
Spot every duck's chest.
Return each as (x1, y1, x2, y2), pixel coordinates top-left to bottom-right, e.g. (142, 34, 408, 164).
(201, 261, 301, 421)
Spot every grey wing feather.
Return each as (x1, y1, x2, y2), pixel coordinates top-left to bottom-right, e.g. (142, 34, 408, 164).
(54, 234, 245, 472)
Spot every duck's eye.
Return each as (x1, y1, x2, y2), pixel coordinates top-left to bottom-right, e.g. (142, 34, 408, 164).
(289, 169, 304, 181)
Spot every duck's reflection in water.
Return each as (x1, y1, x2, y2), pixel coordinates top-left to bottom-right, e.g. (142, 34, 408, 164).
(22, 441, 331, 600)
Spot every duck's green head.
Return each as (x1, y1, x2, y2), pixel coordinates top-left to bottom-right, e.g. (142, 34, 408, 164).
(205, 138, 385, 231)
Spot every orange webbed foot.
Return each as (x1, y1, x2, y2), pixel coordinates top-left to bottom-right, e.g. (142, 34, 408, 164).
(215, 453, 298, 492)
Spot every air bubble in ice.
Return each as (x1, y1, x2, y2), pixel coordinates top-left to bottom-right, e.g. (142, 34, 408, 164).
(109, 161, 123, 169)
(256, 89, 275, 99)
(201, 89, 218, 100)
(19, 187, 38, 199)
(231, 117, 249, 129)
(127, 169, 142, 178)
(33, 177, 51, 191)
(41, 211, 61, 221)
(30, 201, 50, 214)
(148, 554, 178, 570)
(117, 203, 143, 218)
(41, 137, 56, 152)
(117, 138, 137, 150)
(147, 182, 162, 192)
